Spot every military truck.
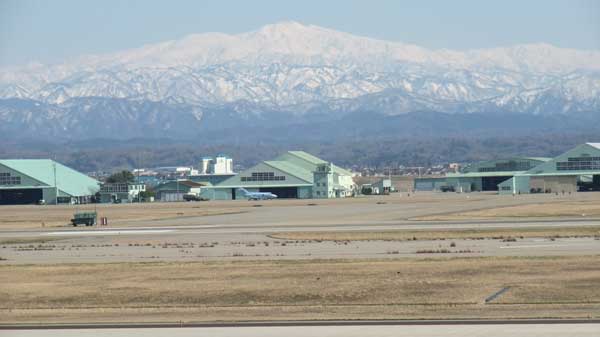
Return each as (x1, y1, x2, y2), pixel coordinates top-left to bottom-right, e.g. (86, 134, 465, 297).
(70, 211, 97, 226)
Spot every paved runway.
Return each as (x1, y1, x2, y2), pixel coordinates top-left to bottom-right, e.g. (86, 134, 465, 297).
(2, 192, 599, 264)
(3, 217, 600, 236)
(3, 323, 600, 337)
(1, 219, 599, 264)
(4, 191, 596, 231)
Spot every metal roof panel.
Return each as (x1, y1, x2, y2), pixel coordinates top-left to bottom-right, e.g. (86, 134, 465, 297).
(0, 159, 99, 196)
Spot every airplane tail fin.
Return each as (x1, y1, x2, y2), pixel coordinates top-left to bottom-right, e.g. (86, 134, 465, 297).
(238, 187, 249, 195)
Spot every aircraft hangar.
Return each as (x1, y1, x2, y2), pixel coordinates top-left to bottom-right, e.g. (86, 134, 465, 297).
(0, 159, 100, 205)
(499, 143, 600, 194)
(415, 143, 600, 194)
(201, 151, 356, 200)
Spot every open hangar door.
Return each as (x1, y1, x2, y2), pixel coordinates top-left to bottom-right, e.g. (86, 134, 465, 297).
(0, 188, 43, 205)
(259, 187, 298, 198)
(481, 176, 511, 191)
(577, 175, 600, 192)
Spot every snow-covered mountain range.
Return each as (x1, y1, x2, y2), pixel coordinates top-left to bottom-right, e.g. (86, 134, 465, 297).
(1, 21, 599, 140)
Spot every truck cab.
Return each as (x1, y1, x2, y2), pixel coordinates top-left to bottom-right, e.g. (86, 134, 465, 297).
(70, 211, 97, 226)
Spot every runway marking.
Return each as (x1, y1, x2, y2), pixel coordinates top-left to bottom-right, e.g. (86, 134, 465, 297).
(2, 319, 599, 330)
(500, 244, 575, 249)
(104, 225, 219, 230)
(43, 230, 175, 236)
(2, 220, 600, 236)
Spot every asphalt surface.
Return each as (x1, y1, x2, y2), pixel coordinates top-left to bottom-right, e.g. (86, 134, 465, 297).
(4, 191, 596, 230)
(3, 320, 600, 337)
(0, 194, 600, 264)
(1, 223, 599, 264)
(1, 192, 600, 264)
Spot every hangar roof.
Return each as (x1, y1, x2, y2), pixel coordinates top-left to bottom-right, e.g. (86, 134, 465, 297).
(286, 151, 327, 165)
(522, 171, 600, 177)
(446, 171, 523, 178)
(0, 159, 99, 196)
(154, 180, 204, 192)
(523, 157, 552, 162)
(264, 160, 313, 183)
(461, 157, 550, 174)
(522, 143, 600, 176)
(281, 151, 353, 176)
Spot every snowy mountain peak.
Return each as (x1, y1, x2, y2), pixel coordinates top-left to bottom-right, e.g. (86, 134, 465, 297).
(3, 22, 600, 74)
(251, 20, 313, 35)
(0, 22, 599, 117)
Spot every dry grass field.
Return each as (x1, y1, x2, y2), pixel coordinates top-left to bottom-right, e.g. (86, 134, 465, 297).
(270, 226, 600, 242)
(415, 200, 600, 221)
(0, 193, 468, 229)
(2, 193, 600, 323)
(4, 192, 600, 230)
(0, 203, 245, 229)
(1, 256, 599, 323)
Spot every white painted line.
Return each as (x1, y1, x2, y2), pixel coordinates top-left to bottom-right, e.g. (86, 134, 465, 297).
(43, 230, 175, 236)
(500, 244, 574, 249)
(109, 225, 219, 230)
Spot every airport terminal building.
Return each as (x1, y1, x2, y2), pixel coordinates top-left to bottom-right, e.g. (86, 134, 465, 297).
(202, 151, 356, 200)
(415, 143, 600, 194)
(0, 159, 100, 205)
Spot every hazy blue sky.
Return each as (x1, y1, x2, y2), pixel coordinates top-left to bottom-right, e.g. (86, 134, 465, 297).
(1, 0, 598, 66)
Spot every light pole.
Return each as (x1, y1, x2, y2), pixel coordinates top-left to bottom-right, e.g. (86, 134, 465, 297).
(137, 152, 141, 203)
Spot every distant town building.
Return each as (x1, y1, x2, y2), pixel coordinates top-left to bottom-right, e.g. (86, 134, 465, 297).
(198, 154, 234, 175)
(154, 167, 194, 174)
(448, 163, 461, 173)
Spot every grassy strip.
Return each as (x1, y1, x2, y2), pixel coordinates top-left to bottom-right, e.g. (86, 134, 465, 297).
(1, 256, 598, 307)
(0, 237, 67, 245)
(1, 256, 599, 323)
(4, 303, 600, 323)
(413, 201, 600, 220)
(269, 226, 600, 242)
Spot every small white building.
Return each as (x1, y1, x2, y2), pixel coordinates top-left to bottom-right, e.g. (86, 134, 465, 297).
(198, 154, 234, 175)
(99, 183, 146, 203)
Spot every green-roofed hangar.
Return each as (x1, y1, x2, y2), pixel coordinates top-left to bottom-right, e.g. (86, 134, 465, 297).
(0, 159, 100, 205)
(201, 151, 356, 200)
(414, 143, 600, 194)
(414, 157, 550, 193)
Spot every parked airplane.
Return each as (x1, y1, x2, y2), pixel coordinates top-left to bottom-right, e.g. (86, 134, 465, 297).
(238, 188, 278, 200)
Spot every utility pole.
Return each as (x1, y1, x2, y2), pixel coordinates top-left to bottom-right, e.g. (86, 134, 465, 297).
(137, 152, 141, 203)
